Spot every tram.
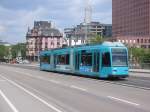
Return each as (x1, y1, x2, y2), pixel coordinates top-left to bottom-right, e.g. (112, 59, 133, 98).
(40, 42, 129, 78)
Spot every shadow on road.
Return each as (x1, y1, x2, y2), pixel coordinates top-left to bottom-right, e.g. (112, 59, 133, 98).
(43, 70, 128, 82)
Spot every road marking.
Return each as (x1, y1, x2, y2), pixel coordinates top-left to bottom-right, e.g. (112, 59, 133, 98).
(70, 85, 87, 92)
(0, 89, 19, 112)
(24, 64, 39, 67)
(12, 64, 39, 67)
(14, 70, 61, 85)
(50, 80, 60, 84)
(4, 67, 150, 91)
(14, 70, 33, 77)
(0, 74, 63, 112)
(107, 96, 140, 106)
(14, 70, 86, 91)
(115, 82, 150, 90)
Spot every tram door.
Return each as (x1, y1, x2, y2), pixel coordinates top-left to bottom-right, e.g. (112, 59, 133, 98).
(101, 52, 111, 77)
(93, 51, 100, 72)
(75, 52, 80, 70)
(53, 54, 57, 68)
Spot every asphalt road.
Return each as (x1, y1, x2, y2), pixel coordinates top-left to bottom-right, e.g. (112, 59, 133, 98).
(3, 63, 150, 90)
(0, 64, 150, 112)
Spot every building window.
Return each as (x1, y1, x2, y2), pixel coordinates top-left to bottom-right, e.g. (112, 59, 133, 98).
(57, 42, 60, 45)
(51, 42, 54, 45)
(137, 39, 139, 43)
(141, 39, 143, 43)
(130, 40, 132, 43)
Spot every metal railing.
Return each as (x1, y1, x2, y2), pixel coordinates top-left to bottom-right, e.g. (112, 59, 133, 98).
(129, 63, 150, 69)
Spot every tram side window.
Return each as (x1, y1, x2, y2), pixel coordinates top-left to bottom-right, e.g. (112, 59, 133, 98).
(57, 54, 70, 65)
(102, 52, 111, 67)
(81, 52, 92, 66)
(40, 56, 50, 64)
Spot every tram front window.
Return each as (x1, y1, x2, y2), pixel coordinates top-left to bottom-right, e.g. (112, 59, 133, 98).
(112, 48, 128, 67)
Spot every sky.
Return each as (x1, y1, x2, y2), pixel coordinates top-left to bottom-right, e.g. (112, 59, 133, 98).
(0, 0, 112, 44)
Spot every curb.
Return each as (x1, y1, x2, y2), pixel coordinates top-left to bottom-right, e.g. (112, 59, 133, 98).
(129, 70, 150, 74)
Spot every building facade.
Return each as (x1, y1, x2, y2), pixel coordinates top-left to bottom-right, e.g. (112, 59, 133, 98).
(26, 21, 65, 61)
(103, 24, 112, 38)
(64, 22, 112, 46)
(112, 0, 150, 48)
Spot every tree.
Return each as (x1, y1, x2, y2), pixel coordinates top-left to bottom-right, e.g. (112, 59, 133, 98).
(141, 49, 150, 62)
(129, 47, 150, 67)
(11, 43, 26, 59)
(0, 45, 9, 59)
(89, 34, 104, 44)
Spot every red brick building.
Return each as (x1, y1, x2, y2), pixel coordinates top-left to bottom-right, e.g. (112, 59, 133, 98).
(112, 0, 150, 48)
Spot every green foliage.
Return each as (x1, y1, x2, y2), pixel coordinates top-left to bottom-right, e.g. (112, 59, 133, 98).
(89, 34, 104, 44)
(11, 43, 26, 58)
(141, 50, 150, 63)
(0, 45, 9, 59)
(129, 47, 150, 64)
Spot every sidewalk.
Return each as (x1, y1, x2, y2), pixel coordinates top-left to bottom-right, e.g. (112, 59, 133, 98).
(130, 69, 150, 74)
(129, 69, 150, 78)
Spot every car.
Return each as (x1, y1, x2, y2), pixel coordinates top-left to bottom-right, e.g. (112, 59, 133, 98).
(22, 60, 30, 64)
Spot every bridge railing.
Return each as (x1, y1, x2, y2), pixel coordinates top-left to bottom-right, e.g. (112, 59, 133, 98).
(129, 63, 150, 69)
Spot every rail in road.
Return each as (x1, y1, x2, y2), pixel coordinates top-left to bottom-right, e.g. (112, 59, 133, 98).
(0, 64, 150, 112)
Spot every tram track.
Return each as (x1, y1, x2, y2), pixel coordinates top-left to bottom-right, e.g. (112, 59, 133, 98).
(1, 64, 150, 91)
(105, 78, 150, 91)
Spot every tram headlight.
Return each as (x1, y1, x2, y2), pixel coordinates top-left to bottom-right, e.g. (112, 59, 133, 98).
(112, 69, 117, 74)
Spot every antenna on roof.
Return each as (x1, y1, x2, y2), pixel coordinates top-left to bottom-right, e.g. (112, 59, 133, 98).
(84, 0, 92, 24)
(84, 0, 92, 44)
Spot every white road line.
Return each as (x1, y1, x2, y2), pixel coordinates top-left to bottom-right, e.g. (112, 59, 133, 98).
(14, 70, 33, 77)
(6, 68, 150, 91)
(115, 82, 150, 90)
(14, 70, 61, 85)
(14, 70, 82, 89)
(12, 64, 39, 67)
(107, 96, 140, 106)
(70, 85, 87, 92)
(0, 89, 19, 112)
(0, 74, 63, 112)
(50, 80, 60, 84)
(24, 64, 39, 67)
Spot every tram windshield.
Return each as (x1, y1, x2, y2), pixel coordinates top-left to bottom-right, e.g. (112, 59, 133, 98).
(112, 48, 128, 67)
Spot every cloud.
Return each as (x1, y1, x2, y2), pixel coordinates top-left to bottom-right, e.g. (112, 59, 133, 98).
(0, 0, 112, 43)
(0, 25, 6, 33)
(0, 6, 49, 43)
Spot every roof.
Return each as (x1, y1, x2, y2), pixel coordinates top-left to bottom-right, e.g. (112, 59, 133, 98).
(102, 42, 125, 47)
(40, 28, 61, 36)
(40, 41, 126, 55)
